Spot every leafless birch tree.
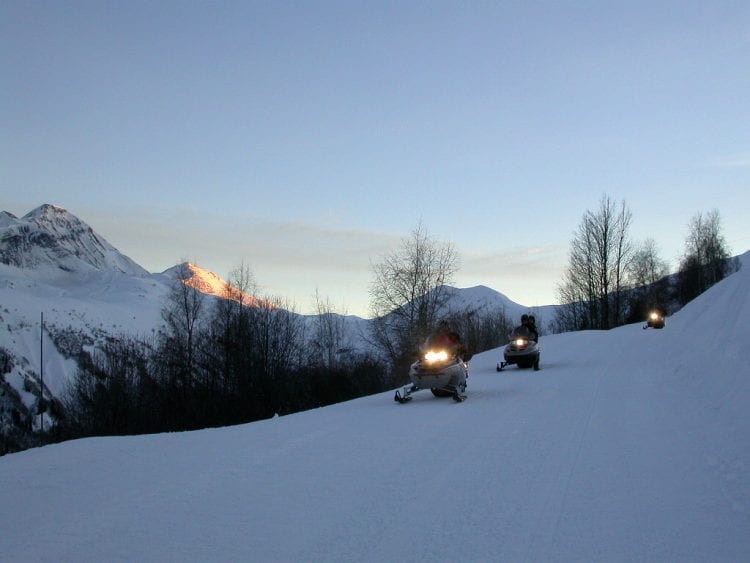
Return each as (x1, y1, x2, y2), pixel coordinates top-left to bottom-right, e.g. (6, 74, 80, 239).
(369, 222, 458, 372)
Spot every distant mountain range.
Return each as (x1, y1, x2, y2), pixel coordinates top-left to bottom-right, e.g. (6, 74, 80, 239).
(0, 204, 554, 440)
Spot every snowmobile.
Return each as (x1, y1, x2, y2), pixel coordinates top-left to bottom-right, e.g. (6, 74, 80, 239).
(644, 310, 666, 329)
(497, 329, 540, 371)
(394, 341, 468, 403)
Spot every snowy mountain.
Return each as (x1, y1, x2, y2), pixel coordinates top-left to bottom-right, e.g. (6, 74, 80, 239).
(1, 253, 748, 560)
(0, 204, 147, 275)
(438, 284, 557, 331)
(161, 262, 231, 298)
(161, 262, 270, 308)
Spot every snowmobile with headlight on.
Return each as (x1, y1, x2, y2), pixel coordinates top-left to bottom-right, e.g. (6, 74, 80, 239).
(644, 309, 666, 329)
(394, 329, 469, 403)
(497, 327, 540, 371)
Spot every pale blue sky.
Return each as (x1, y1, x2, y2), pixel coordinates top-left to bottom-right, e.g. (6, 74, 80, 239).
(2, 1, 749, 316)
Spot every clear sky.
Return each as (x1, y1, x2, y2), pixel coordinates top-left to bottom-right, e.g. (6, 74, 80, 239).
(2, 1, 749, 317)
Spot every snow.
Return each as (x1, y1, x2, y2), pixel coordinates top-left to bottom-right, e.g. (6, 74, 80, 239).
(0, 260, 170, 417)
(1, 254, 748, 561)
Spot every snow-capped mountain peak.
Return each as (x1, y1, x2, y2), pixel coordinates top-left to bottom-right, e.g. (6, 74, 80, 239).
(23, 203, 71, 221)
(162, 262, 268, 307)
(0, 204, 147, 276)
(0, 211, 20, 228)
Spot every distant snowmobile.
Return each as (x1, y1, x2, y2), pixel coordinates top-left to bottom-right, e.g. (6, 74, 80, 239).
(497, 329, 540, 371)
(644, 310, 666, 329)
(394, 338, 468, 403)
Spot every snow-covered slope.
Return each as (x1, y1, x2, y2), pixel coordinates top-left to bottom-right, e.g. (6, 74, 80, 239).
(0, 261, 169, 397)
(1, 253, 747, 561)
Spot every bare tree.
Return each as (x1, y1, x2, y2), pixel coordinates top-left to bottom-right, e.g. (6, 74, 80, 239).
(247, 295, 304, 413)
(625, 238, 670, 323)
(608, 198, 634, 325)
(65, 335, 155, 436)
(555, 195, 633, 330)
(160, 263, 206, 389)
(369, 222, 458, 373)
(557, 214, 598, 330)
(676, 209, 732, 304)
(629, 238, 669, 288)
(204, 263, 259, 399)
(311, 289, 350, 370)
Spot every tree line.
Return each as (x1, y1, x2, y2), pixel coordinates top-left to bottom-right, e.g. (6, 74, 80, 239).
(554, 195, 737, 332)
(59, 264, 382, 437)
(59, 248, 513, 440)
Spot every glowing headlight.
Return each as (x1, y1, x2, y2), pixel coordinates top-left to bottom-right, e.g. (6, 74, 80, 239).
(514, 338, 528, 347)
(650, 312, 659, 320)
(424, 350, 449, 362)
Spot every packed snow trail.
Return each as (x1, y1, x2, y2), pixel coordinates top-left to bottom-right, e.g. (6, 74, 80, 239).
(1, 258, 749, 561)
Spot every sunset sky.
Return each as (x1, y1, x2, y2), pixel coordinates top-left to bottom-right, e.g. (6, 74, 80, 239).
(3, 1, 749, 317)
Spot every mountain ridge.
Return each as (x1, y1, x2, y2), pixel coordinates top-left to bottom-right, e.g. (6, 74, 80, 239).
(0, 204, 147, 276)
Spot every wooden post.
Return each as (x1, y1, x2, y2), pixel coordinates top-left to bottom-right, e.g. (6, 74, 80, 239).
(40, 311, 44, 433)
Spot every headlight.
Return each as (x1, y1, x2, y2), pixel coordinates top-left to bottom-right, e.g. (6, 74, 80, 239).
(514, 338, 528, 347)
(424, 350, 449, 362)
(650, 312, 659, 320)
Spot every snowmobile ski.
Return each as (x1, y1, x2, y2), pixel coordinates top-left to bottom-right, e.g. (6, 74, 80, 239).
(394, 389, 413, 403)
(395, 383, 466, 403)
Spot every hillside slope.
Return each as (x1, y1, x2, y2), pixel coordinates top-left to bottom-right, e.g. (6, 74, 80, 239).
(1, 255, 747, 560)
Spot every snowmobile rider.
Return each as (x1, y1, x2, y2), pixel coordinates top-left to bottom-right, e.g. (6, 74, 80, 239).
(527, 315, 539, 343)
(528, 315, 540, 370)
(516, 314, 540, 371)
(514, 314, 532, 337)
(427, 321, 471, 362)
